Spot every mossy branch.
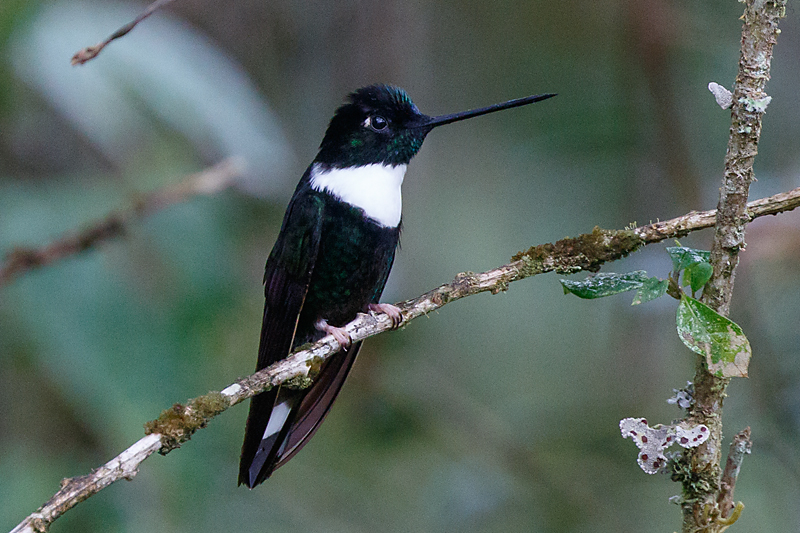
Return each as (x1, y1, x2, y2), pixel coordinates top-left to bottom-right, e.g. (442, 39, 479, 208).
(682, 1, 785, 531)
(9, 184, 800, 533)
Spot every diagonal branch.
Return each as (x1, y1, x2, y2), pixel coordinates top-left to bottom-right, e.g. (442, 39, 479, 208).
(0, 158, 245, 287)
(71, 0, 177, 65)
(9, 185, 800, 533)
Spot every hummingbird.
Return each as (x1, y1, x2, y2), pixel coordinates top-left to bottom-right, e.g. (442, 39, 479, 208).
(239, 84, 555, 488)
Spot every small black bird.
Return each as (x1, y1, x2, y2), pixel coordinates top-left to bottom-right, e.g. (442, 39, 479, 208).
(239, 85, 554, 487)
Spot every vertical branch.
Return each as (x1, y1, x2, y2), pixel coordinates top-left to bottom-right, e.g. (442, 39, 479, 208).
(683, 1, 785, 531)
(717, 428, 752, 518)
(705, 0, 784, 315)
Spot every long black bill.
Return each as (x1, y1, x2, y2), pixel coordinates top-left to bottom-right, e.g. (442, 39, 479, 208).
(417, 93, 556, 130)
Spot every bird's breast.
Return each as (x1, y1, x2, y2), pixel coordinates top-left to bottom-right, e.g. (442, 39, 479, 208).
(309, 162, 405, 228)
(299, 197, 400, 331)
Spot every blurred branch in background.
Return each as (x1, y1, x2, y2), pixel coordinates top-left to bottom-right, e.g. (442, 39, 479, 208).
(10, 2, 292, 194)
(71, 0, 175, 65)
(0, 157, 245, 286)
(9, 185, 800, 533)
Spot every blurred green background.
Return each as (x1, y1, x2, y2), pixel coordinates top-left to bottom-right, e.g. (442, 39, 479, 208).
(2, 1, 800, 531)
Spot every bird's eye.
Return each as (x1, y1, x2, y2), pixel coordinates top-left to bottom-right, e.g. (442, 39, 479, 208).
(368, 115, 388, 131)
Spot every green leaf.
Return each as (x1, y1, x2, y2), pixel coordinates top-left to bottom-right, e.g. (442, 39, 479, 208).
(676, 295, 751, 378)
(666, 247, 711, 272)
(684, 262, 713, 293)
(560, 271, 649, 299)
(631, 277, 669, 305)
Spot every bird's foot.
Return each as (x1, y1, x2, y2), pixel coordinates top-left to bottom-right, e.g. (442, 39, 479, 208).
(367, 303, 403, 329)
(315, 319, 352, 349)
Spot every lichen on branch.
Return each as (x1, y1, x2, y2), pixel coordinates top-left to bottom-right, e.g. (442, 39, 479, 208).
(680, 1, 786, 531)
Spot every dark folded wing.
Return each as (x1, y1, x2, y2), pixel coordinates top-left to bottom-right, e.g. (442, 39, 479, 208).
(239, 185, 325, 487)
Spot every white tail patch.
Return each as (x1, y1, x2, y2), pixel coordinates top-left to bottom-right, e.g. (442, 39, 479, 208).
(310, 163, 405, 228)
(262, 400, 292, 440)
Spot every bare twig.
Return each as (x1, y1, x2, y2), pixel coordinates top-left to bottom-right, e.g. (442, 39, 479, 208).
(683, 1, 786, 531)
(71, 0, 176, 65)
(9, 188, 800, 533)
(717, 428, 752, 519)
(0, 158, 245, 287)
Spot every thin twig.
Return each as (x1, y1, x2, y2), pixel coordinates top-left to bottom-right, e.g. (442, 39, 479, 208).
(683, 1, 786, 531)
(71, 0, 177, 65)
(717, 428, 752, 519)
(0, 158, 245, 287)
(9, 187, 800, 533)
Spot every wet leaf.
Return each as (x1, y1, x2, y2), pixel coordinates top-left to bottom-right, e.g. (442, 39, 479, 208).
(666, 246, 711, 272)
(676, 295, 751, 378)
(684, 261, 713, 294)
(631, 277, 669, 305)
(561, 271, 649, 299)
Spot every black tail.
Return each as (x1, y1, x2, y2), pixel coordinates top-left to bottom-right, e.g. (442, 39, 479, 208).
(238, 342, 363, 487)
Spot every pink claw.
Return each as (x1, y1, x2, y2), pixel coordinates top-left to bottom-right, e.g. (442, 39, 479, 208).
(315, 319, 352, 349)
(368, 303, 403, 329)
